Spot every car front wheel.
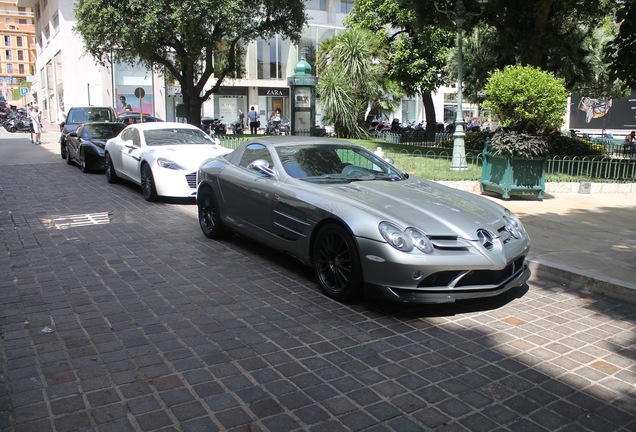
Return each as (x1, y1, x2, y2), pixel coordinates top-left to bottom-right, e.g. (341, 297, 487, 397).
(79, 149, 88, 173)
(60, 139, 66, 159)
(312, 223, 362, 302)
(66, 144, 73, 165)
(105, 153, 118, 184)
(197, 186, 226, 239)
(140, 163, 158, 202)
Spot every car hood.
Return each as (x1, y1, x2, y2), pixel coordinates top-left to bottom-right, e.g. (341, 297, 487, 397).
(148, 144, 232, 171)
(319, 178, 508, 241)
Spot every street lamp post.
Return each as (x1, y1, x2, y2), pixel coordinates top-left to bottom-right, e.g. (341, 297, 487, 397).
(435, 0, 481, 171)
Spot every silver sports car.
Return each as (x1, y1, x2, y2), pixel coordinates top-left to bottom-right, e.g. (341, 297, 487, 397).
(196, 137, 531, 304)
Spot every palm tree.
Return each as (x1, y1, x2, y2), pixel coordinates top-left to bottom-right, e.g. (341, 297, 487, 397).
(316, 28, 399, 138)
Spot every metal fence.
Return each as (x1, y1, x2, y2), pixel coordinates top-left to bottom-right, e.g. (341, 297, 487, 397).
(216, 133, 636, 182)
(384, 150, 636, 182)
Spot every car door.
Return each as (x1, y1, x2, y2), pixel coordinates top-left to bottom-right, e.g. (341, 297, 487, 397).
(217, 143, 280, 235)
(67, 125, 82, 161)
(119, 128, 143, 183)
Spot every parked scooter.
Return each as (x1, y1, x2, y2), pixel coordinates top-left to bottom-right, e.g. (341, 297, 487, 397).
(266, 111, 282, 135)
(230, 118, 243, 134)
(4, 113, 31, 133)
(201, 116, 227, 136)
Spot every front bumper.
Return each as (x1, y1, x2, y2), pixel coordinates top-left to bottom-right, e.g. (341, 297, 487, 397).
(154, 169, 198, 198)
(357, 237, 531, 304)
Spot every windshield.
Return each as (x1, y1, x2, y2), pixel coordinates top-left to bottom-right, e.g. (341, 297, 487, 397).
(86, 123, 126, 139)
(275, 144, 404, 182)
(143, 128, 214, 146)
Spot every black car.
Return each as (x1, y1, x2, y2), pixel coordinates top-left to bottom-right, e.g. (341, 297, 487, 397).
(61, 106, 117, 159)
(117, 112, 163, 124)
(65, 122, 127, 172)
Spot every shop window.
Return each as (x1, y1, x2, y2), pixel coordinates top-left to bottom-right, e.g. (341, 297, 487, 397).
(305, 0, 326, 10)
(339, 0, 354, 13)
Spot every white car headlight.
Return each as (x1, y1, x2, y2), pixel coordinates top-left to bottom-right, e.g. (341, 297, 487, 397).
(157, 158, 186, 170)
(379, 222, 434, 254)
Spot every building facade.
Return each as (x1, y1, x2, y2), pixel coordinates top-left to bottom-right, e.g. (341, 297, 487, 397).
(19, 0, 475, 131)
(0, 0, 34, 106)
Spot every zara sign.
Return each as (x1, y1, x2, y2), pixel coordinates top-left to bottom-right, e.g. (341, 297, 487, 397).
(258, 88, 289, 97)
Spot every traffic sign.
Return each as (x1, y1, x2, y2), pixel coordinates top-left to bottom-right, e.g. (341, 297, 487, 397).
(20, 87, 28, 95)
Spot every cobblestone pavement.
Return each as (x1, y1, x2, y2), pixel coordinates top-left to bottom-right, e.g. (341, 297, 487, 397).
(1, 149, 635, 431)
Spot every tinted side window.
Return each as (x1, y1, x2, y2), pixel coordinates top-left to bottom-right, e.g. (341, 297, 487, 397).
(121, 128, 140, 147)
(238, 143, 273, 172)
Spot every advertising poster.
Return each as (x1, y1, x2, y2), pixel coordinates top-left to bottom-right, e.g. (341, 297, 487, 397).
(570, 92, 636, 130)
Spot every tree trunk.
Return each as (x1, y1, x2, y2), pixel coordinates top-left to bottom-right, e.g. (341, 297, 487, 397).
(422, 92, 437, 134)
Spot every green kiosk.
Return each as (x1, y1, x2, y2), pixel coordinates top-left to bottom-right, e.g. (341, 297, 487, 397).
(287, 57, 321, 135)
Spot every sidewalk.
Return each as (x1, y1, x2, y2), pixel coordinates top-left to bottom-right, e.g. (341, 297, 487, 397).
(489, 191, 636, 303)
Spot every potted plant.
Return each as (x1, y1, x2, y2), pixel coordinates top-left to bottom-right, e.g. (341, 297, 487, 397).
(480, 65, 568, 199)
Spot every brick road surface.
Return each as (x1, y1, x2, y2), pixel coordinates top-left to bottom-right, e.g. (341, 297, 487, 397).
(0, 144, 635, 431)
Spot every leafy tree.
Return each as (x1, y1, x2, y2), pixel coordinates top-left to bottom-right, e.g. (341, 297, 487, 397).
(444, 24, 498, 104)
(412, 0, 620, 99)
(347, 0, 453, 134)
(606, 0, 636, 88)
(316, 28, 397, 138)
(74, 0, 306, 126)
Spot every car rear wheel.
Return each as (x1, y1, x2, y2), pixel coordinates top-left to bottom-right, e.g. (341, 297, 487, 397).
(105, 153, 118, 184)
(312, 223, 362, 302)
(140, 163, 158, 202)
(197, 186, 227, 239)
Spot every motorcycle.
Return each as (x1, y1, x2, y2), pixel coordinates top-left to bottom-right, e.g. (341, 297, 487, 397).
(201, 116, 227, 136)
(266, 111, 282, 135)
(230, 117, 243, 134)
(4, 113, 31, 133)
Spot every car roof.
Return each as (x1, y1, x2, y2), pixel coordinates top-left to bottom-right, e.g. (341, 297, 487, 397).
(127, 121, 202, 131)
(68, 106, 116, 111)
(80, 121, 124, 126)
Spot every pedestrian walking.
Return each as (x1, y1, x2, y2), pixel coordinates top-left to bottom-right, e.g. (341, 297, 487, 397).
(239, 109, 245, 129)
(30, 105, 42, 145)
(58, 103, 66, 132)
(247, 106, 259, 134)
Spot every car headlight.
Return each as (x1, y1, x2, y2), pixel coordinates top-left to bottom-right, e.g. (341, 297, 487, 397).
(503, 210, 526, 239)
(379, 222, 434, 254)
(405, 227, 434, 254)
(157, 158, 186, 170)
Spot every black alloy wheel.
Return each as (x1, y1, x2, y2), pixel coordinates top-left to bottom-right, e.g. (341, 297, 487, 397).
(140, 163, 158, 202)
(312, 223, 362, 302)
(197, 186, 227, 239)
(66, 144, 73, 165)
(105, 153, 119, 184)
(79, 149, 88, 173)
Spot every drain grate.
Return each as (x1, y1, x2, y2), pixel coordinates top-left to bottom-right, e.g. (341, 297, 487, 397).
(41, 212, 112, 229)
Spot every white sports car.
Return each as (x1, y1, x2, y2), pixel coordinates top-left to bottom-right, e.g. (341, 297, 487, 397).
(104, 122, 231, 201)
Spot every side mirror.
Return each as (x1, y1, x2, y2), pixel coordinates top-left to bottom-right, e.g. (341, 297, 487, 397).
(249, 159, 274, 176)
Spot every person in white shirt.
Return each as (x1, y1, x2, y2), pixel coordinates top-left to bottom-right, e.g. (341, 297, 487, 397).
(30, 105, 42, 145)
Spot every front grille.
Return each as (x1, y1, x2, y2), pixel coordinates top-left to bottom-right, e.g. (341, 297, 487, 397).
(186, 172, 197, 188)
(417, 256, 526, 289)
